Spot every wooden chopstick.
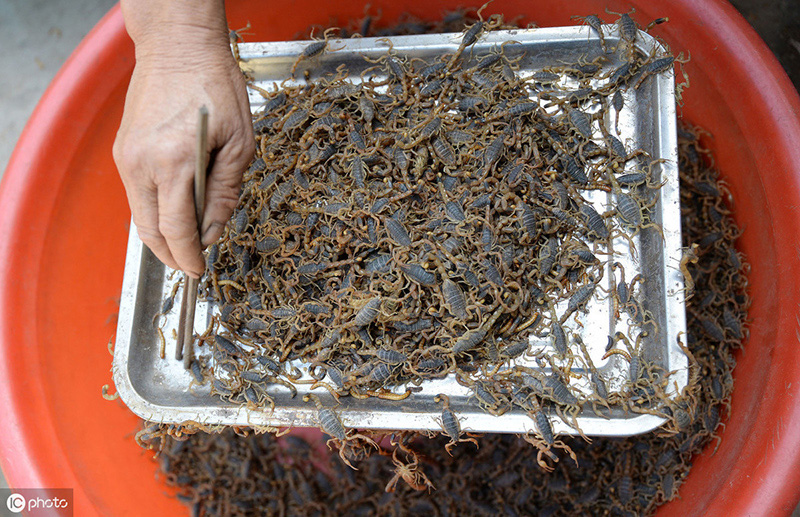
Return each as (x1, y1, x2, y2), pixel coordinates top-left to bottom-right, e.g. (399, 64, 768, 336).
(176, 106, 209, 369)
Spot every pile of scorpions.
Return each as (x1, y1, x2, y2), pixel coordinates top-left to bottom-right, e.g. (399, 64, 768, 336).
(137, 8, 748, 516)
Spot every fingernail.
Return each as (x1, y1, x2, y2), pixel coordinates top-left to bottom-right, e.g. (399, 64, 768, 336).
(201, 222, 224, 247)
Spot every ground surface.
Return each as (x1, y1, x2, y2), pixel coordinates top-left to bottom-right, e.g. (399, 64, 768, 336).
(0, 0, 797, 510)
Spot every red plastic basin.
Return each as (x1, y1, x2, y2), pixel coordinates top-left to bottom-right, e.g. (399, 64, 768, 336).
(0, 1, 798, 515)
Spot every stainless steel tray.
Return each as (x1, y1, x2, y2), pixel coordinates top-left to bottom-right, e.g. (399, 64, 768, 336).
(113, 26, 686, 437)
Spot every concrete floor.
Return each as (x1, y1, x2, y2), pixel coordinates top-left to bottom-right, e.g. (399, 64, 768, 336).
(731, 0, 800, 91)
(0, 0, 117, 175)
(0, 0, 798, 509)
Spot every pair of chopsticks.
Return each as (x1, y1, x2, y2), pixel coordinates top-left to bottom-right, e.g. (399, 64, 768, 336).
(175, 107, 209, 369)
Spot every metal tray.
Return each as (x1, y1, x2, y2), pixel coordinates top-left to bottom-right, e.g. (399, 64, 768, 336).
(113, 26, 686, 437)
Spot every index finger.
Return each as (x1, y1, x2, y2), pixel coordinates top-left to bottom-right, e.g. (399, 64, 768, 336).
(156, 170, 206, 278)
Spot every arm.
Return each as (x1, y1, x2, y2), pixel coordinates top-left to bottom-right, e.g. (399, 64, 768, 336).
(113, 0, 255, 277)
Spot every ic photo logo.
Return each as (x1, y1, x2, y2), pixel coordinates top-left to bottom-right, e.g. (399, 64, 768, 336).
(6, 493, 25, 513)
(1, 489, 72, 516)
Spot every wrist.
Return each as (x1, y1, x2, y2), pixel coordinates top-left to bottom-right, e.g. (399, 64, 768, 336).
(121, 0, 230, 61)
(134, 34, 236, 74)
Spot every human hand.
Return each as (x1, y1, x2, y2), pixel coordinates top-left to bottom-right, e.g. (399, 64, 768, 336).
(113, 3, 254, 278)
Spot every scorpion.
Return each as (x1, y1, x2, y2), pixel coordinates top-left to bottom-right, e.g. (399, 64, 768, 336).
(302, 394, 378, 469)
(433, 394, 480, 455)
(290, 28, 346, 77)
